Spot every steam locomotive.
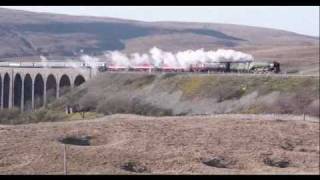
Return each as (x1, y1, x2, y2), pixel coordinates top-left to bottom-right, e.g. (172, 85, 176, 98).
(188, 61, 280, 73)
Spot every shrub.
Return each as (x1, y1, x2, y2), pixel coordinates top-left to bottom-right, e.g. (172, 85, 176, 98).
(286, 69, 299, 74)
(0, 108, 21, 124)
(78, 92, 100, 112)
(96, 96, 172, 116)
(124, 75, 156, 88)
(0, 108, 66, 125)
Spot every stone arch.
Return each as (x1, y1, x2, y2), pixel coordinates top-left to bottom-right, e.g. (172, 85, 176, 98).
(3, 73, 10, 108)
(34, 74, 44, 108)
(13, 73, 23, 109)
(46, 74, 57, 104)
(24, 74, 33, 111)
(59, 74, 71, 96)
(74, 75, 86, 87)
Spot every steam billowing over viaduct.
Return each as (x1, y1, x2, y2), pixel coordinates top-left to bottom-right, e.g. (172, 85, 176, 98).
(0, 67, 91, 111)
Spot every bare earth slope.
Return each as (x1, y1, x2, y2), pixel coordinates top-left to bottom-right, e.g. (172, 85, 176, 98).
(0, 8, 318, 74)
(0, 114, 319, 174)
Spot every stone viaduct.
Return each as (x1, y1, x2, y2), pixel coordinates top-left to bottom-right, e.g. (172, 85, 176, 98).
(0, 67, 93, 111)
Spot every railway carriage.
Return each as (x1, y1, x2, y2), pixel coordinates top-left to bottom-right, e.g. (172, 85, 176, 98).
(1, 60, 280, 74)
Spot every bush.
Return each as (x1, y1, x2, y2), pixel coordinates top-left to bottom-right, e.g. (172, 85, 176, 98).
(96, 96, 173, 116)
(24, 109, 66, 123)
(286, 69, 299, 74)
(78, 92, 100, 112)
(120, 161, 150, 173)
(0, 108, 21, 124)
(124, 75, 156, 88)
(0, 108, 66, 125)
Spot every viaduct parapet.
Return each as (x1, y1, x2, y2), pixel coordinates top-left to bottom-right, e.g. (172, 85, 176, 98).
(0, 67, 92, 111)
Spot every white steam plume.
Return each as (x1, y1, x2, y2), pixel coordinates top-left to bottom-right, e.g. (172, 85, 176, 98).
(65, 54, 101, 75)
(80, 55, 100, 75)
(130, 53, 150, 66)
(103, 47, 254, 69)
(105, 51, 130, 67)
(40, 55, 48, 68)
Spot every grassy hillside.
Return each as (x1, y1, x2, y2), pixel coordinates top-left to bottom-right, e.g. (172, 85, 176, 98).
(51, 73, 319, 118)
(1, 73, 318, 125)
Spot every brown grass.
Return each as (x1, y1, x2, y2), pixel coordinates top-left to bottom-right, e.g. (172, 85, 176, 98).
(0, 114, 318, 174)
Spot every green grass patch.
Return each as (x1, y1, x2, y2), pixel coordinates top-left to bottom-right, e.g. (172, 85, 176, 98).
(124, 75, 156, 89)
(179, 76, 209, 97)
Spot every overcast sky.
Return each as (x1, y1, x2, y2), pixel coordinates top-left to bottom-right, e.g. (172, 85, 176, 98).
(2, 6, 319, 37)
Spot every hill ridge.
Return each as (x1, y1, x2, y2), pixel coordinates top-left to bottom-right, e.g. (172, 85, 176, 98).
(0, 8, 318, 74)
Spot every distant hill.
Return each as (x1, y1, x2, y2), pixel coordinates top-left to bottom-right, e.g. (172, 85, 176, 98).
(0, 8, 318, 74)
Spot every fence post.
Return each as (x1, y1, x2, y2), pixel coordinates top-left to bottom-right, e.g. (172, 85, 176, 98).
(64, 144, 67, 175)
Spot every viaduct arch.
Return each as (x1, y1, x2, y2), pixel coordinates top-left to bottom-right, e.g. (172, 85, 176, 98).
(0, 67, 91, 111)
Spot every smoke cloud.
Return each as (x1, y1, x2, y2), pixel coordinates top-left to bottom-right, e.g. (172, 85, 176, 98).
(80, 55, 100, 75)
(39, 55, 48, 68)
(69, 47, 254, 73)
(104, 47, 254, 69)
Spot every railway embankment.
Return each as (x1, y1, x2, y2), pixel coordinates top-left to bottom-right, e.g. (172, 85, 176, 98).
(1, 72, 319, 124)
(52, 73, 319, 117)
